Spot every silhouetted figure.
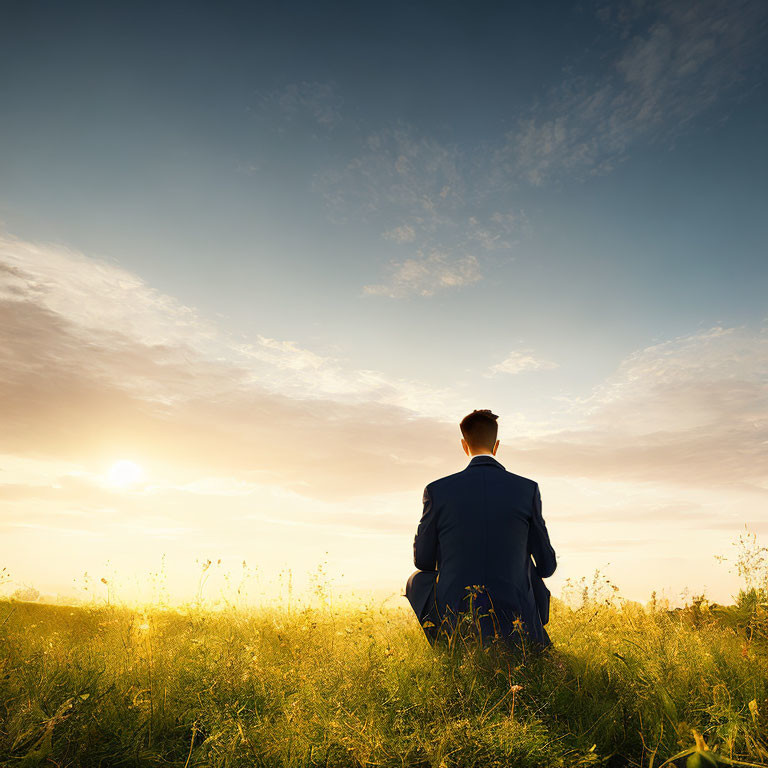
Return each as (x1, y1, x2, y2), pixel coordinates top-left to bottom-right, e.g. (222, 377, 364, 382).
(405, 409, 556, 649)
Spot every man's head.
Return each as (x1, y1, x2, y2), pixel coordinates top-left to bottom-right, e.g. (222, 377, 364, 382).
(459, 409, 500, 457)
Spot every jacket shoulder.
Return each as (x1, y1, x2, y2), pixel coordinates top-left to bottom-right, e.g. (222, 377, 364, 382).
(502, 470, 538, 490)
(426, 467, 537, 494)
(424, 469, 465, 494)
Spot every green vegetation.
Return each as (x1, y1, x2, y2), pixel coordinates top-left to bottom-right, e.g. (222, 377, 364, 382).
(1, 540, 767, 767)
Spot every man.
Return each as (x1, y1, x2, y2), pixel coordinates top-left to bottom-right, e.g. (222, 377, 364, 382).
(405, 409, 556, 648)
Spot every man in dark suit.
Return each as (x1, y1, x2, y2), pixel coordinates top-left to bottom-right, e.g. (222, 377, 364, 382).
(405, 409, 557, 648)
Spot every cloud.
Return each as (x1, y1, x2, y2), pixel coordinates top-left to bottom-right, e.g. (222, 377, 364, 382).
(269, 2, 764, 299)
(508, 325, 768, 490)
(362, 250, 481, 298)
(488, 350, 559, 376)
(0, 469, 418, 542)
(467, 212, 530, 252)
(319, 0, 766, 294)
(2, 235, 766, 608)
(0, 234, 469, 501)
(0, 240, 214, 349)
(318, 124, 528, 298)
(382, 224, 416, 244)
(319, 124, 465, 230)
(0, 235, 465, 417)
(254, 81, 343, 129)
(496, 0, 767, 185)
(2, 234, 766, 507)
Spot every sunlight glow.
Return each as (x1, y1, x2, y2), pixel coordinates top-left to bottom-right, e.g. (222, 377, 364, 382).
(107, 460, 143, 487)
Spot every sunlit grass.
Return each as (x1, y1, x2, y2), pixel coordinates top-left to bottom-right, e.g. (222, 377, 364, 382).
(1, 540, 767, 767)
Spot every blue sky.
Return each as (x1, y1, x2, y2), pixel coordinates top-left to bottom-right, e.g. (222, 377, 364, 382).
(0, 0, 766, 605)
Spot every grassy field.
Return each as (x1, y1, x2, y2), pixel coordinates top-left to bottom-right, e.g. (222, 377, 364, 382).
(0, 573, 766, 768)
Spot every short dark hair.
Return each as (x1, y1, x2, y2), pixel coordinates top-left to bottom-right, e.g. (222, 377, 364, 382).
(460, 409, 498, 450)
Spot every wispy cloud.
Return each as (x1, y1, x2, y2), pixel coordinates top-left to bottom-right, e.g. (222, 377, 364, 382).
(318, 124, 528, 298)
(510, 325, 768, 490)
(382, 224, 416, 244)
(2, 235, 766, 605)
(468, 212, 530, 252)
(0, 234, 466, 417)
(253, 81, 343, 130)
(319, 124, 466, 234)
(497, 0, 767, 185)
(488, 350, 559, 376)
(2, 234, 765, 504)
(0, 233, 470, 501)
(362, 249, 481, 298)
(253, 2, 765, 300)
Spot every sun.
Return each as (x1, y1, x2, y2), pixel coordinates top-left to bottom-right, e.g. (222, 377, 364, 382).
(107, 460, 144, 487)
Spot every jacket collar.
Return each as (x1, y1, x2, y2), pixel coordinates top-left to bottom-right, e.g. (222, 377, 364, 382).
(466, 454, 505, 470)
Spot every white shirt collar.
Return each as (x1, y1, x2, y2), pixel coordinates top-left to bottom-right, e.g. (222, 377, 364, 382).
(469, 453, 497, 459)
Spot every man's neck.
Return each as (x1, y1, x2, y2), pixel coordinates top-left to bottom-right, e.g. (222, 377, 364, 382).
(469, 452, 496, 458)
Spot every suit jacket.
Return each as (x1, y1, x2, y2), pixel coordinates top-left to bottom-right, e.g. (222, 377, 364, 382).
(413, 455, 556, 646)
(529, 559, 551, 626)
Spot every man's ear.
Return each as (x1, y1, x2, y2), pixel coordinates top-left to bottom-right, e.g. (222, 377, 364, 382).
(461, 438, 469, 456)
(492, 439, 500, 455)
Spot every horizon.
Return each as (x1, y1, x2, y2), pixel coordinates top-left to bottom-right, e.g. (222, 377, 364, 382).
(1, 0, 767, 608)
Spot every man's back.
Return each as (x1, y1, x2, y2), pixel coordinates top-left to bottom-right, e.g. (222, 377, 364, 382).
(413, 454, 556, 646)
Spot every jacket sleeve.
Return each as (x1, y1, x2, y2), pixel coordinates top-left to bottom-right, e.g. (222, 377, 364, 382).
(528, 482, 556, 578)
(413, 484, 438, 571)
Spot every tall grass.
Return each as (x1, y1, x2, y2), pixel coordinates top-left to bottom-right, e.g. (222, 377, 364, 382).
(1, 552, 766, 766)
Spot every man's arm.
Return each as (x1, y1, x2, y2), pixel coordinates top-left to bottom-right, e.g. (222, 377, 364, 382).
(528, 482, 556, 578)
(413, 484, 438, 571)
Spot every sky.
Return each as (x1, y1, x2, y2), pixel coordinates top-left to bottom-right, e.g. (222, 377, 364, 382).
(1, 0, 767, 608)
